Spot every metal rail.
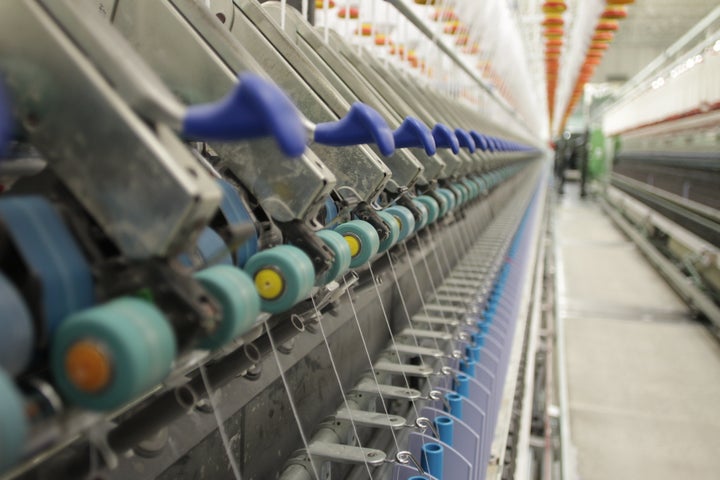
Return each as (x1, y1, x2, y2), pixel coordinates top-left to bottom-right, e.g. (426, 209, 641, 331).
(601, 194, 720, 332)
(611, 173, 720, 246)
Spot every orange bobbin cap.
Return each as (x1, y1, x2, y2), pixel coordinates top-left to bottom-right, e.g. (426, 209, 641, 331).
(65, 340, 113, 393)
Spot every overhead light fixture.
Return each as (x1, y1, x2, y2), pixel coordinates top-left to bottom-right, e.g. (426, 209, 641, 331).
(651, 77, 664, 89)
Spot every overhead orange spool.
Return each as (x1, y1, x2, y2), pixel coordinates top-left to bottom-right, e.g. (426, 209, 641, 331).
(546, 38, 563, 47)
(355, 23, 373, 36)
(337, 5, 359, 18)
(592, 31, 614, 42)
(590, 42, 609, 50)
(585, 57, 602, 65)
(596, 20, 619, 31)
(455, 35, 469, 46)
(544, 27, 564, 38)
(432, 8, 458, 22)
(463, 43, 480, 55)
(587, 50, 604, 58)
(443, 21, 467, 35)
(542, 17, 564, 27)
(374, 33, 387, 46)
(542, 1, 567, 14)
(315, 0, 335, 8)
(602, 7, 628, 20)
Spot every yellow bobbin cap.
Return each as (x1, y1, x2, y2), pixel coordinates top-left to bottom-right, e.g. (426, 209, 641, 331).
(254, 268, 285, 300)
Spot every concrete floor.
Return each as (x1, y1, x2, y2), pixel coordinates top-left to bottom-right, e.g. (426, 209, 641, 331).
(556, 184, 720, 480)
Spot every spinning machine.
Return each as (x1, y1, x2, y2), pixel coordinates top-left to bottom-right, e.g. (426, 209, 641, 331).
(0, 1, 550, 479)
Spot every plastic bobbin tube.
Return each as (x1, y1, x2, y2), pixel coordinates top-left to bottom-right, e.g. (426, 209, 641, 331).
(454, 373, 470, 398)
(434, 416, 454, 447)
(445, 392, 463, 420)
(421, 442, 444, 480)
(466, 344, 482, 363)
(473, 331, 487, 347)
(459, 358, 476, 378)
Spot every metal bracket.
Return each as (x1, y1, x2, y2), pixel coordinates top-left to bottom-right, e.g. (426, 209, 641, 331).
(373, 361, 434, 378)
(432, 293, 471, 305)
(397, 329, 453, 341)
(334, 409, 406, 430)
(351, 381, 422, 400)
(443, 278, 484, 288)
(423, 303, 467, 316)
(389, 343, 445, 358)
(306, 442, 386, 466)
(437, 285, 480, 295)
(411, 313, 460, 328)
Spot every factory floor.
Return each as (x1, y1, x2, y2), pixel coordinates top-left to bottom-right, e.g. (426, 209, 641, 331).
(555, 183, 720, 480)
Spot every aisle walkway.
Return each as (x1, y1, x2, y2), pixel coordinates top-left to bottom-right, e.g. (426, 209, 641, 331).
(556, 184, 720, 480)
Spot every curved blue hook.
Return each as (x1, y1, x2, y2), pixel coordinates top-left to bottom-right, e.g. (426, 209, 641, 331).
(182, 73, 307, 158)
(432, 124, 460, 154)
(315, 102, 395, 156)
(394, 116, 436, 156)
(485, 136, 497, 153)
(469, 130, 489, 152)
(454, 128, 476, 153)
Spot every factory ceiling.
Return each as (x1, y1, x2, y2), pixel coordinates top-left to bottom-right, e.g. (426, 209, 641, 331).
(591, 0, 717, 83)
